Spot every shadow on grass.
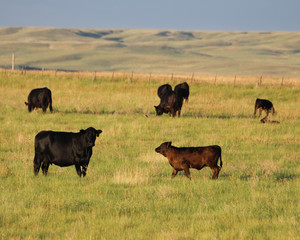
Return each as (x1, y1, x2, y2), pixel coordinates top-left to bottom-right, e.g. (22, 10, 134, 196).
(183, 112, 255, 120)
(237, 171, 298, 181)
(54, 108, 148, 116)
(53, 108, 257, 120)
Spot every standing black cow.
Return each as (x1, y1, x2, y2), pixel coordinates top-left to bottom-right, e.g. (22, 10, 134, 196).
(25, 87, 53, 113)
(254, 98, 275, 117)
(174, 82, 189, 103)
(155, 142, 222, 179)
(33, 127, 102, 177)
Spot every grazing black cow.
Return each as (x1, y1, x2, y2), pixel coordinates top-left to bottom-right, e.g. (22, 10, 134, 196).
(33, 127, 102, 177)
(155, 142, 222, 179)
(157, 84, 172, 99)
(155, 82, 190, 117)
(154, 91, 178, 117)
(254, 98, 275, 117)
(174, 82, 190, 103)
(25, 87, 53, 113)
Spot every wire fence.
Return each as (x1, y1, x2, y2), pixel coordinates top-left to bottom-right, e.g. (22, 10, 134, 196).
(1, 68, 299, 87)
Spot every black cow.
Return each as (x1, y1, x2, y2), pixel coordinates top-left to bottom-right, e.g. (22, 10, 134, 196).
(157, 84, 172, 99)
(25, 87, 53, 113)
(154, 91, 178, 117)
(155, 142, 222, 179)
(254, 98, 275, 117)
(155, 82, 190, 117)
(33, 127, 102, 177)
(174, 82, 189, 103)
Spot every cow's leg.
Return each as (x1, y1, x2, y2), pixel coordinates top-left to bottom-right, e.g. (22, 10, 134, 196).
(171, 169, 178, 178)
(42, 106, 47, 113)
(177, 108, 181, 117)
(211, 166, 221, 179)
(258, 108, 262, 117)
(33, 153, 42, 176)
(183, 167, 191, 180)
(41, 161, 50, 176)
(171, 109, 176, 118)
(254, 106, 257, 116)
(75, 164, 82, 177)
(82, 165, 88, 177)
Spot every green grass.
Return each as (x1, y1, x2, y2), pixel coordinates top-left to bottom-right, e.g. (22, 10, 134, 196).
(0, 72, 299, 239)
(0, 27, 300, 76)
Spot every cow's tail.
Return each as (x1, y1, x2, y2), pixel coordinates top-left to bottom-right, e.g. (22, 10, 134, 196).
(48, 91, 53, 112)
(219, 147, 223, 168)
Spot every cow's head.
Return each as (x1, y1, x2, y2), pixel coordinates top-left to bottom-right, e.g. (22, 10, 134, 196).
(155, 141, 172, 156)
(80, 127, 102, 147)
(154, 105, 163, 116)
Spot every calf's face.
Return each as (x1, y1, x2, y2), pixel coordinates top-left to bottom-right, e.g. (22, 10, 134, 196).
(155, 142, 172, 156)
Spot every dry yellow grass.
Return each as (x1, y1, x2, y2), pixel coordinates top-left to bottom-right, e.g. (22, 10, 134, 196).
(2, 68, 299, 86)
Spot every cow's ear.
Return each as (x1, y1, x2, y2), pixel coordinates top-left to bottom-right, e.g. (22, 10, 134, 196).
(167, 142, 172, 148)
(96, 129, 102, 137)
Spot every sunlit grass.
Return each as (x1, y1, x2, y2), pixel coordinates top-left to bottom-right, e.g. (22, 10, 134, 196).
(0, 72, 299, 239)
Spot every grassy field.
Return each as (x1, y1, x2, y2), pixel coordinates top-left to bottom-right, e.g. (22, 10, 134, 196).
(0, 71, 299, 239)
(0, 27, 300, 77)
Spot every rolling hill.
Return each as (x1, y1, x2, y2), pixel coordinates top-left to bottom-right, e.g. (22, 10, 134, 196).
(0, 27, 299, 76)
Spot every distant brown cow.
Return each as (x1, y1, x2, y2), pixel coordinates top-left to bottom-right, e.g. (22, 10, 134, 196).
(254, 98, 275, 117)
(155, 142, 222, 179)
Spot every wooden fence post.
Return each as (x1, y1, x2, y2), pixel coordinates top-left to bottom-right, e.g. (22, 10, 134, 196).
(214, 75, 217, 85)
(131, 71, 134, 81)
(93, 71, 96, 81)
(281, 76, 284, 87)
(234, 75, 236, 87)
(259, 74, 263, 86)
(149, 73, 151, 83)
(112, 72, 114, 81)
(12, 53, 15, 71)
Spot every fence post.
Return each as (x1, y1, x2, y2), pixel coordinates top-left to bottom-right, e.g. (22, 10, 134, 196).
(281, 76, 284, 87)
(234, 75, 236, 87)
(149, 73, 151, 83)
(259, 74, 263, 86)
(93, 71, 96, 81)
(131, 71, 134, 81)
(191, 73, 194, 83)
(111, 72, 114, 81)
(214, 75, 217, 85)
(12, 53, 15, 71)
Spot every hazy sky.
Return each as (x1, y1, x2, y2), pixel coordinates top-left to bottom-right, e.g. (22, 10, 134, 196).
(1, 0, 299, 31)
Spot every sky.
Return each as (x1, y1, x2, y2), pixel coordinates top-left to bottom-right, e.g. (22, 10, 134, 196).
(0, 0, 299, 31)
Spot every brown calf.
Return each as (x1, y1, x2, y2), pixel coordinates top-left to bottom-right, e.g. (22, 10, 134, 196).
(155, 142, 222, 179)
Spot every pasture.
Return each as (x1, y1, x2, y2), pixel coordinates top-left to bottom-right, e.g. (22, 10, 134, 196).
(0, 71, 299, 239)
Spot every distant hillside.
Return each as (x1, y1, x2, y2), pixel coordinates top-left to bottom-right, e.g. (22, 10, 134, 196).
(0, 27, 299, 76)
